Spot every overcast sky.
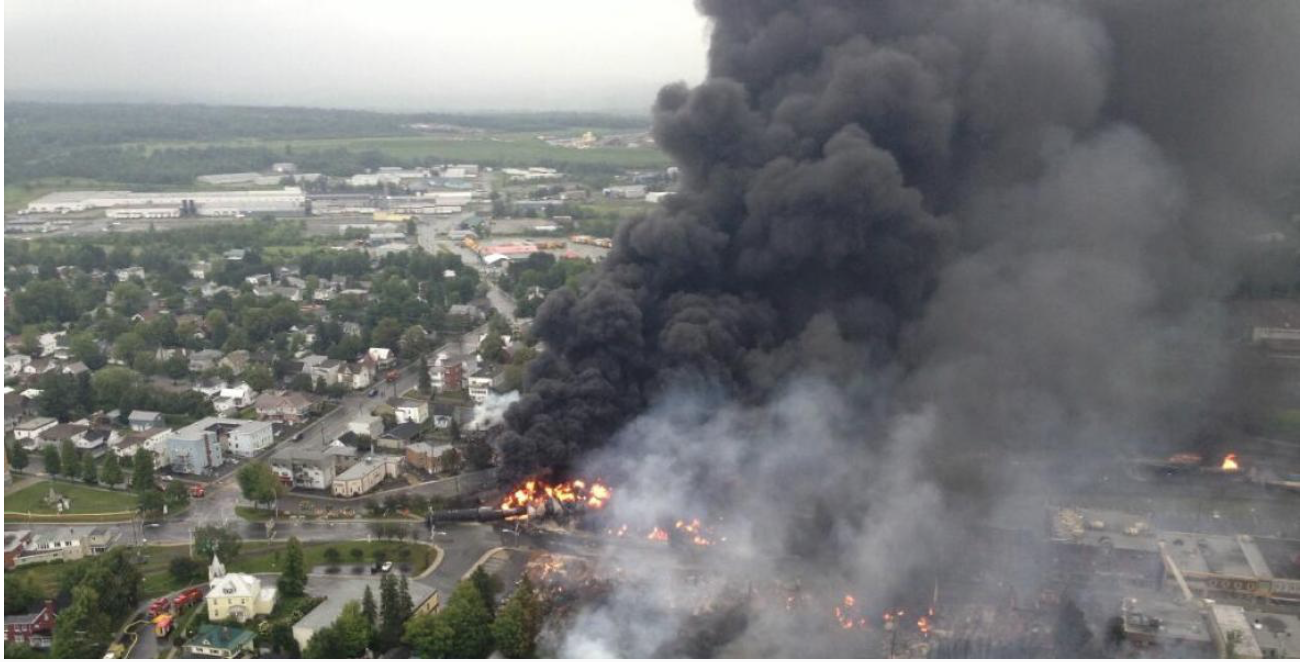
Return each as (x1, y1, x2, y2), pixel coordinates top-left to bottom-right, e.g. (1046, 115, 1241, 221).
(4, 0, 710, 113)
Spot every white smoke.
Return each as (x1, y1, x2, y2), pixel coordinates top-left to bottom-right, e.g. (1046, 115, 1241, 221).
(469, 390, 520, 431)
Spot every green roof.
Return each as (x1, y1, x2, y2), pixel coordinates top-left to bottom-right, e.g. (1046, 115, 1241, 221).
(187, 624, 255, 651)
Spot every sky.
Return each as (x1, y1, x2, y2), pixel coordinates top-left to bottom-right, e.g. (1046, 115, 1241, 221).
(4, 0, 711, 113)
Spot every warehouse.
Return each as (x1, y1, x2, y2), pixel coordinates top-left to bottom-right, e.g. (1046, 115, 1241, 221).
(23, 187, 306, 216)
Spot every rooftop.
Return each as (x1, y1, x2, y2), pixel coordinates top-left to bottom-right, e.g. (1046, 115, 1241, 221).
(295, 578, 435, 632)
(186, 624, 256, 652)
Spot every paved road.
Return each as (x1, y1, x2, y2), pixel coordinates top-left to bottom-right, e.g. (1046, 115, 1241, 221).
(417, 215, 518, 319)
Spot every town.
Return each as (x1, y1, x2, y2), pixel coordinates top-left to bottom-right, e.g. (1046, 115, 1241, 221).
(6, 1, 1300, 660)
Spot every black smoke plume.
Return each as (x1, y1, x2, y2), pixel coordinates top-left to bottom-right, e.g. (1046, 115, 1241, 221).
(495, 1, 1299, 656)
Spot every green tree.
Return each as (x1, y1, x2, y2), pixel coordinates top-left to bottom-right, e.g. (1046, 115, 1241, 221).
(278, 537, 307, 598)
(80, 452, 99, 484)
(7, 441, 30, 471)
(362, 585, 378, 631)
(442, 447, 464, 475)
(60, 439, 80, 477)
(236, 461, 283, 510)
(91, 366, 142, 410)
(111, 281, 149, 316)
(243, 364, 275, 391)
(270, 621, 301, 657)
(418, 356, 431, 393)
(42, 445, 62, 478)
(4, 573, 42, 615)
(139, 490, 166, 515)
(51, 586, 112, 658)
(165, 481, 190, 509)
(305, 601, 372, 658)
(69, 332, 106, 370)
(405, 579, 494, 658)
(378, 573, 410, 651)
(192, 524, 242, 562)
(400, 326, 428, 356)
(469, 566, 500, 617)
(371, 317, 404, 351)
(99, 452, 123, 487)
(479, 331, 506, 364)
(112, 331, 147, 365)
(131, 449, 156, 492)
(492, 577, 542, 658)
(324, 547, 342, 566)
(466, 438, 494, 470)
(169, 556, 205, 585)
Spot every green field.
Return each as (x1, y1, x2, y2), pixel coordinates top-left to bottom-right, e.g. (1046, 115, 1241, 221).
(4, 480, 139, 517)
(139, 134, 671, 170)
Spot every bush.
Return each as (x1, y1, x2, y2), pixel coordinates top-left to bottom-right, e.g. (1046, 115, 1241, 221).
(349, 548, 364, 562)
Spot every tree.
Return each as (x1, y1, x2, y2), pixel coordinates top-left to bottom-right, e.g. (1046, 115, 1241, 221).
(4, 573, 42, 615)
(60, 438, 80, 477)
(405, 579, 494, 658)
(165, 481, 191, 509)
(51, 585, 112, 658)
(192, 524, 242, 562)
(371, 317, 404, 352)
(305, 601, 372, 658)
(81, 452, 99, 485)
(237, 461, 284, 510)
(362, 585, 378, 630)
(169, 556, 205, 585)
(442, 447, 464, 475)
(492, 577, 542, 658)
(7, 441, 30, 471)
(270, 621, 301, 657)
(378, 573, 412, 651)
(401, 326, 429, 356)
(99, 452, 123, 487)
(139, 490, 166, 515)
(131, 449, 156, 492)
(69, 332, 106, 370)
(469, 566, 500, 617)
(112, 331, 147, 365)
(278, 536, 307, 598)
(1054, 598, 1093, 657)
(42, 445, 62, 478)
(418, 356, 431, 393)
(324, 547, 342, 566)
(350, 547, 365, 563)
(91, 366, 142, 410)
(243, 364, 275, 391)
(479, 331, 506, 364)
(466, 438, 494, 470)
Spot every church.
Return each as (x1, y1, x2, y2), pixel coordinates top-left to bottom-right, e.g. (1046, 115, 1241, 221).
(205, 555, 278, 623)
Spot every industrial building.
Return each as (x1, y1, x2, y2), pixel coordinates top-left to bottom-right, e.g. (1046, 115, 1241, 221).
(23, 187, 306, 216)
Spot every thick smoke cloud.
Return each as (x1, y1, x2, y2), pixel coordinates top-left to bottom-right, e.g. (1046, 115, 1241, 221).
(494, 1, 1299, 655)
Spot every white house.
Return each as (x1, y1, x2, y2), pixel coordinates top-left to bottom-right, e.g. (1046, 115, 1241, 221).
(128, 410, 164, 431)
(367, 347, 394, 366)
(4, 354, 32, 379)
(206, 556, 277, 623)
(388, 397, 429, 425)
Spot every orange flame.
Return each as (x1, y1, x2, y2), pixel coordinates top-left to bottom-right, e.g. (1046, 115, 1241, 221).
(1222, 453, 1239, 471)
(647, 527, 669, 542)
(500, 478, 613, 514)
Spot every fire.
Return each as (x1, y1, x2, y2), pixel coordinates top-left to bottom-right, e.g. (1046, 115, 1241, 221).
(674, 518, 715, 546)
(500, 478, 613, 515)
(1221, 453, 1239, 471)
(834, 595, 862, 630)
(647, 527, 669, 542)
(917, 615, 931, 636)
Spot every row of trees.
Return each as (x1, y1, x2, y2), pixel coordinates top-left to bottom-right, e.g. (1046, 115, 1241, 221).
(49, 548, 145, 657)
(33, 369, 214, 424)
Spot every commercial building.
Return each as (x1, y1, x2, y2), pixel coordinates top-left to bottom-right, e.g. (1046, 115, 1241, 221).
(331, 456, 399, 497)
(23, 188, 305, 216)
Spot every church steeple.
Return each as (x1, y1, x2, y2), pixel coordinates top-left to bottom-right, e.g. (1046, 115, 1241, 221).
(209, 554, 226, 581)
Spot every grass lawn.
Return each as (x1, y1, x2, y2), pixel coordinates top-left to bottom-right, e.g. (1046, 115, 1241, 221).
(4, 480, 139, 517)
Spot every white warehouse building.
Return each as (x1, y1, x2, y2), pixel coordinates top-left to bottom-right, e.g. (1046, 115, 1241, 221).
(24, 188, 306, 216)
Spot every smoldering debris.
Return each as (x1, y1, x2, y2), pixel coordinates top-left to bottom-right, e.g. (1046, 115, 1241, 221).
(495, 0, 1300, 656)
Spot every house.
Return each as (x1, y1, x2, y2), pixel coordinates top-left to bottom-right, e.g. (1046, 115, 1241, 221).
(348, 416, 384, 438)
(188, 349, 225, 372)
(214, 382, 257, 414)
(301, 355, 342, 385)
(429, 349, 465, 392)
(448, 304, 484, 322)
(4, 600, 56, 649)
(270, 450, 335, 490)
(4, 354, 31, 378)
(331, 456, 399, 497)
(219, 350, 251, 373)
(9, 528, 116, 567)
(223, 249, 246, 261)
(341, 321, 363, 337)
(430, 402, 457, 429)
(190, 261, 210, 280)
(254, 390, 314, 423)
(128, 410, 164, 431)
(115, 266, 146, 281)
(406, 441, 455, 473)
(467, 366, 501, 404)
(37, 332, 67, 357)
(4, 531, 32, 569)
(60, 361, 89, 376)
(389, 397, 429, 425)
(340, 360, 374, 390)
(114, 427, 173, 468)
(367, 347, 394, 366)
(76, 428, 117, 451)
(191, 377, 228, 399)
(206, 555, 277, 624)
(166, 419, 229, 474)
(378, 422, 422, 450)
(184, 624, 256, 659)
(36, 423, 89, 449)
(244, 273, 272, 287)
(292, 578, 438, 650)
